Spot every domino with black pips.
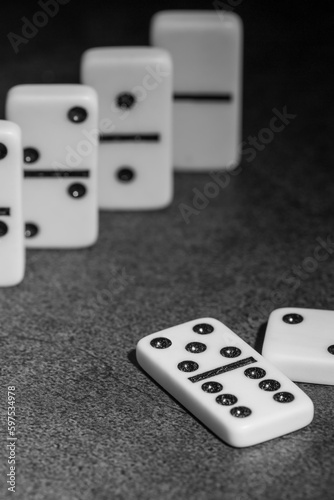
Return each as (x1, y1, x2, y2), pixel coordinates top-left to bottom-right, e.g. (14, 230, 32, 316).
(136, 318, 314, 447)
(6, 84, 98, 248)
(80, 47, 173, 210)
(150, 11, 242, 170)
(262, 307, 334, 385)
(0, 120, 25, 286)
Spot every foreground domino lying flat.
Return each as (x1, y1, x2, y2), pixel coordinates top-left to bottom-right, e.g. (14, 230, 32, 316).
(151, 11, 242, 170)
(0, 120, 25, 286)
(262, 307, 334, 385)
(136, 318, 314, 447)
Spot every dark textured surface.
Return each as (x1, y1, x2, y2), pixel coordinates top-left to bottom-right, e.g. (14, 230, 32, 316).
(1, 2, 334, 499)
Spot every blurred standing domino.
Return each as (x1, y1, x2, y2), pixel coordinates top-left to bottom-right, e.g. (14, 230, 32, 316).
(0, 121, 25, 286)
(6, 85, 98, 248)
(151, 11, 243, 170)
(137, 318, 314, 447)
(81, 47, 173, 210)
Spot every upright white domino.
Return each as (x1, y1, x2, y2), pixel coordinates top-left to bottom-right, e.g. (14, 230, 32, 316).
(136, 318, 314, 447)
(6, 85, 98, 248)
(151, 11, 242, 170)
(80, 47, 173, 210)
(262, 307, 334, 385)
(0, 121, 25, 286)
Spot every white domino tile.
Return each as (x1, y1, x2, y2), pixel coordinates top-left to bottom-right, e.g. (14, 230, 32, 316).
(151, 11, 243, 170)
(81, 47, 173, 210)
(0, 120, 25, 286)
(6, 85, 98, 248)
(137, 317, 314, 447)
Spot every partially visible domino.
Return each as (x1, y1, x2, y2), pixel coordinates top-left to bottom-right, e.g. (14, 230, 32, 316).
(0, 120, 25, 286)
(80, 47, 173, 210)
(136, 318, 314, 447)
(150, 11, 242, 170)
(262, 307, 334, 385)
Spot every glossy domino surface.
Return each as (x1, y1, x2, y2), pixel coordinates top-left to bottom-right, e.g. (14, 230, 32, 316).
(81, 47, 173, 210)
(0, 120, 25, 286)
(262, 307, 334, 385)
(136, 317, 314, 447)
(6, 85, 98, 248)
(151, 11, 242, 170)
